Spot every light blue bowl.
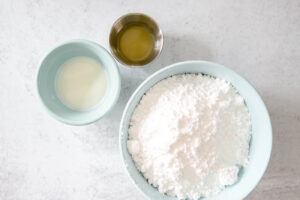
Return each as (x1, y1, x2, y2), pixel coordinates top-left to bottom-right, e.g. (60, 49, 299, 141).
(120, 61, 272, 200)
(37, 39, 121, 125)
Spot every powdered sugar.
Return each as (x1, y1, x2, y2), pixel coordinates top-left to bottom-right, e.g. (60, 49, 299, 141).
(127, 74, 251, 199)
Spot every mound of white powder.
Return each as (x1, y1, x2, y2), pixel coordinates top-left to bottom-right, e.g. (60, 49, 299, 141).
(127, 74, 251, 199)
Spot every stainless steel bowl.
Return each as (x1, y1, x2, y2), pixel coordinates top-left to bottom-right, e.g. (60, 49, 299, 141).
(109, 13, 163, 67)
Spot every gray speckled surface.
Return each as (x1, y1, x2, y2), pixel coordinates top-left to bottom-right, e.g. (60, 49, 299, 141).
(0, 0, 299, 199)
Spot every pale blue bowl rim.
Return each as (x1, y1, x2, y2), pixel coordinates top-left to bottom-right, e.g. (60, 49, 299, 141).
(36, 39, 121, 125)
(119, 60, 272, 199)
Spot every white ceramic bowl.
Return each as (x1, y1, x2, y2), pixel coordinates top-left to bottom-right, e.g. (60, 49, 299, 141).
(119, 61, 272, 200)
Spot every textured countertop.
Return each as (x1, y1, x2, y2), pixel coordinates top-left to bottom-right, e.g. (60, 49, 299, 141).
(1, 0, 299, 199)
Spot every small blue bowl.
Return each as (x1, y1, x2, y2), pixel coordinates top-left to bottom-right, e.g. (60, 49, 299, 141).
(37, 39, 121, 125)
(120, 61, 272, 200)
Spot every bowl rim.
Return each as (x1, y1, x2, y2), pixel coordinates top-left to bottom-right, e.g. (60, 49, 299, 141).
(119, 60, 273, 199)
(109, 12, 164, 67)
(36, 39, 121, 126)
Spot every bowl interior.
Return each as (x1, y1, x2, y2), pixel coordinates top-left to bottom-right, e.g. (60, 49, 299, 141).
(37, 40, 120, 125)
(120, 61, 272, 199)
(109, 13, 163, 66)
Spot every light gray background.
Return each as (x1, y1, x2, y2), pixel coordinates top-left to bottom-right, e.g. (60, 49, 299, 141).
(0, 0, 299, 199)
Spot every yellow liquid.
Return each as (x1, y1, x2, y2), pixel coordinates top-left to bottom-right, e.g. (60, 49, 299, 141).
(118, 24, 155, 62)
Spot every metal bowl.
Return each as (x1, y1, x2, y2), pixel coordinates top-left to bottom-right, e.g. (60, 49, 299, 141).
(109, 13, 163, 67)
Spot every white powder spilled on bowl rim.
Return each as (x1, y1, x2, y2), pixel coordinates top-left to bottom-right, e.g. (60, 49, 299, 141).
(127, 74, 251, 199)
